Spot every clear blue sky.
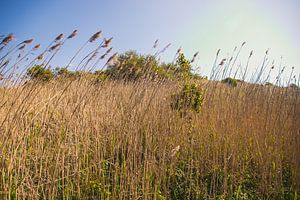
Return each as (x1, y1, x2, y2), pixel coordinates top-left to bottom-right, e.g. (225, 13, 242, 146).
(1, 0, 300, 81)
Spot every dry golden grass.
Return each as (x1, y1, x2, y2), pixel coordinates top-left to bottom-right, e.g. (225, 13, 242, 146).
(0, 77, 299, 199)
(0, 31, 299, 199)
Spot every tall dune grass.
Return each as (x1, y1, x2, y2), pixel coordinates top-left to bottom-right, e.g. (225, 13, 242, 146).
(0, 31, 299, 199)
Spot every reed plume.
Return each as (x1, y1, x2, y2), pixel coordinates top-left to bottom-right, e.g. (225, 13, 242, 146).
(89, 31, 102, 43)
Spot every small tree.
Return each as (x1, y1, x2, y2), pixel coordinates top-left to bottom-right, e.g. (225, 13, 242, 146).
(107, 51, 181, 81)
(176, 53, 192, 81)
(171, 53, 205, 114)
(107, 51, 159, 80)
(54, 67, 71, 77)
(171, 83, 204, 114)
(27, 65, 54, 81)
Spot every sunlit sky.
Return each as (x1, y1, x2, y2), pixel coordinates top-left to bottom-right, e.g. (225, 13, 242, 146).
(1, 0, 300, 82)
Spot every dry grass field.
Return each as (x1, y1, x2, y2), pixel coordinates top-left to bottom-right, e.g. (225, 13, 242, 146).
(0, 32, 299, 199)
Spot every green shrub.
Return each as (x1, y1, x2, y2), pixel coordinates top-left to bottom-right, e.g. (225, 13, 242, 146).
(171, 83, 204, 114)
(192, 74, 208, 80)
(171, 53, 205, 115)
(94, 70, 109, 82)
(289, 83, 299, 89)
(107, 51, 203, 82)
(265, 82, 273, 86)
(222, 77, 238, 87)
(168, 161, 196, 199)
(27, 65, 54, 81)
(176, 53, 192, 81)
(108, 51, 160, 81)
(54, 67, 72, 77)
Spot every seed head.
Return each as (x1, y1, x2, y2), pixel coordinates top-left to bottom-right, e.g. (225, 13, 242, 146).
(55, 33, 64, 41)
(91, 51, 99, 59)
(193, 52, 199, 58)
(89, 31, 102, 43)
(159, 43, 171, 54)
(266, 49, 269, 55)
(1, 34, 15, 45)
(106, 47, 113, 54)
(102, 37, 113, 47)
(33, 44, 41, 50)
(249, 50, 253, 57)
(100, 54, 106, 60)
(219, 58, 226, 66)
(2, 60, 9, 67)
(49, 43, 61, 51)
(22, 39, 33, 44)
(191, 52, 199, 63)
(18, 44, 26, 50)
(153, 39, 159, 49)
(177, 47, 182, 55)
(67, 30, 78, 39)
(161, 43, 171, 53)
(106, 53, 118, 65)
(37, 54, 44, 60)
